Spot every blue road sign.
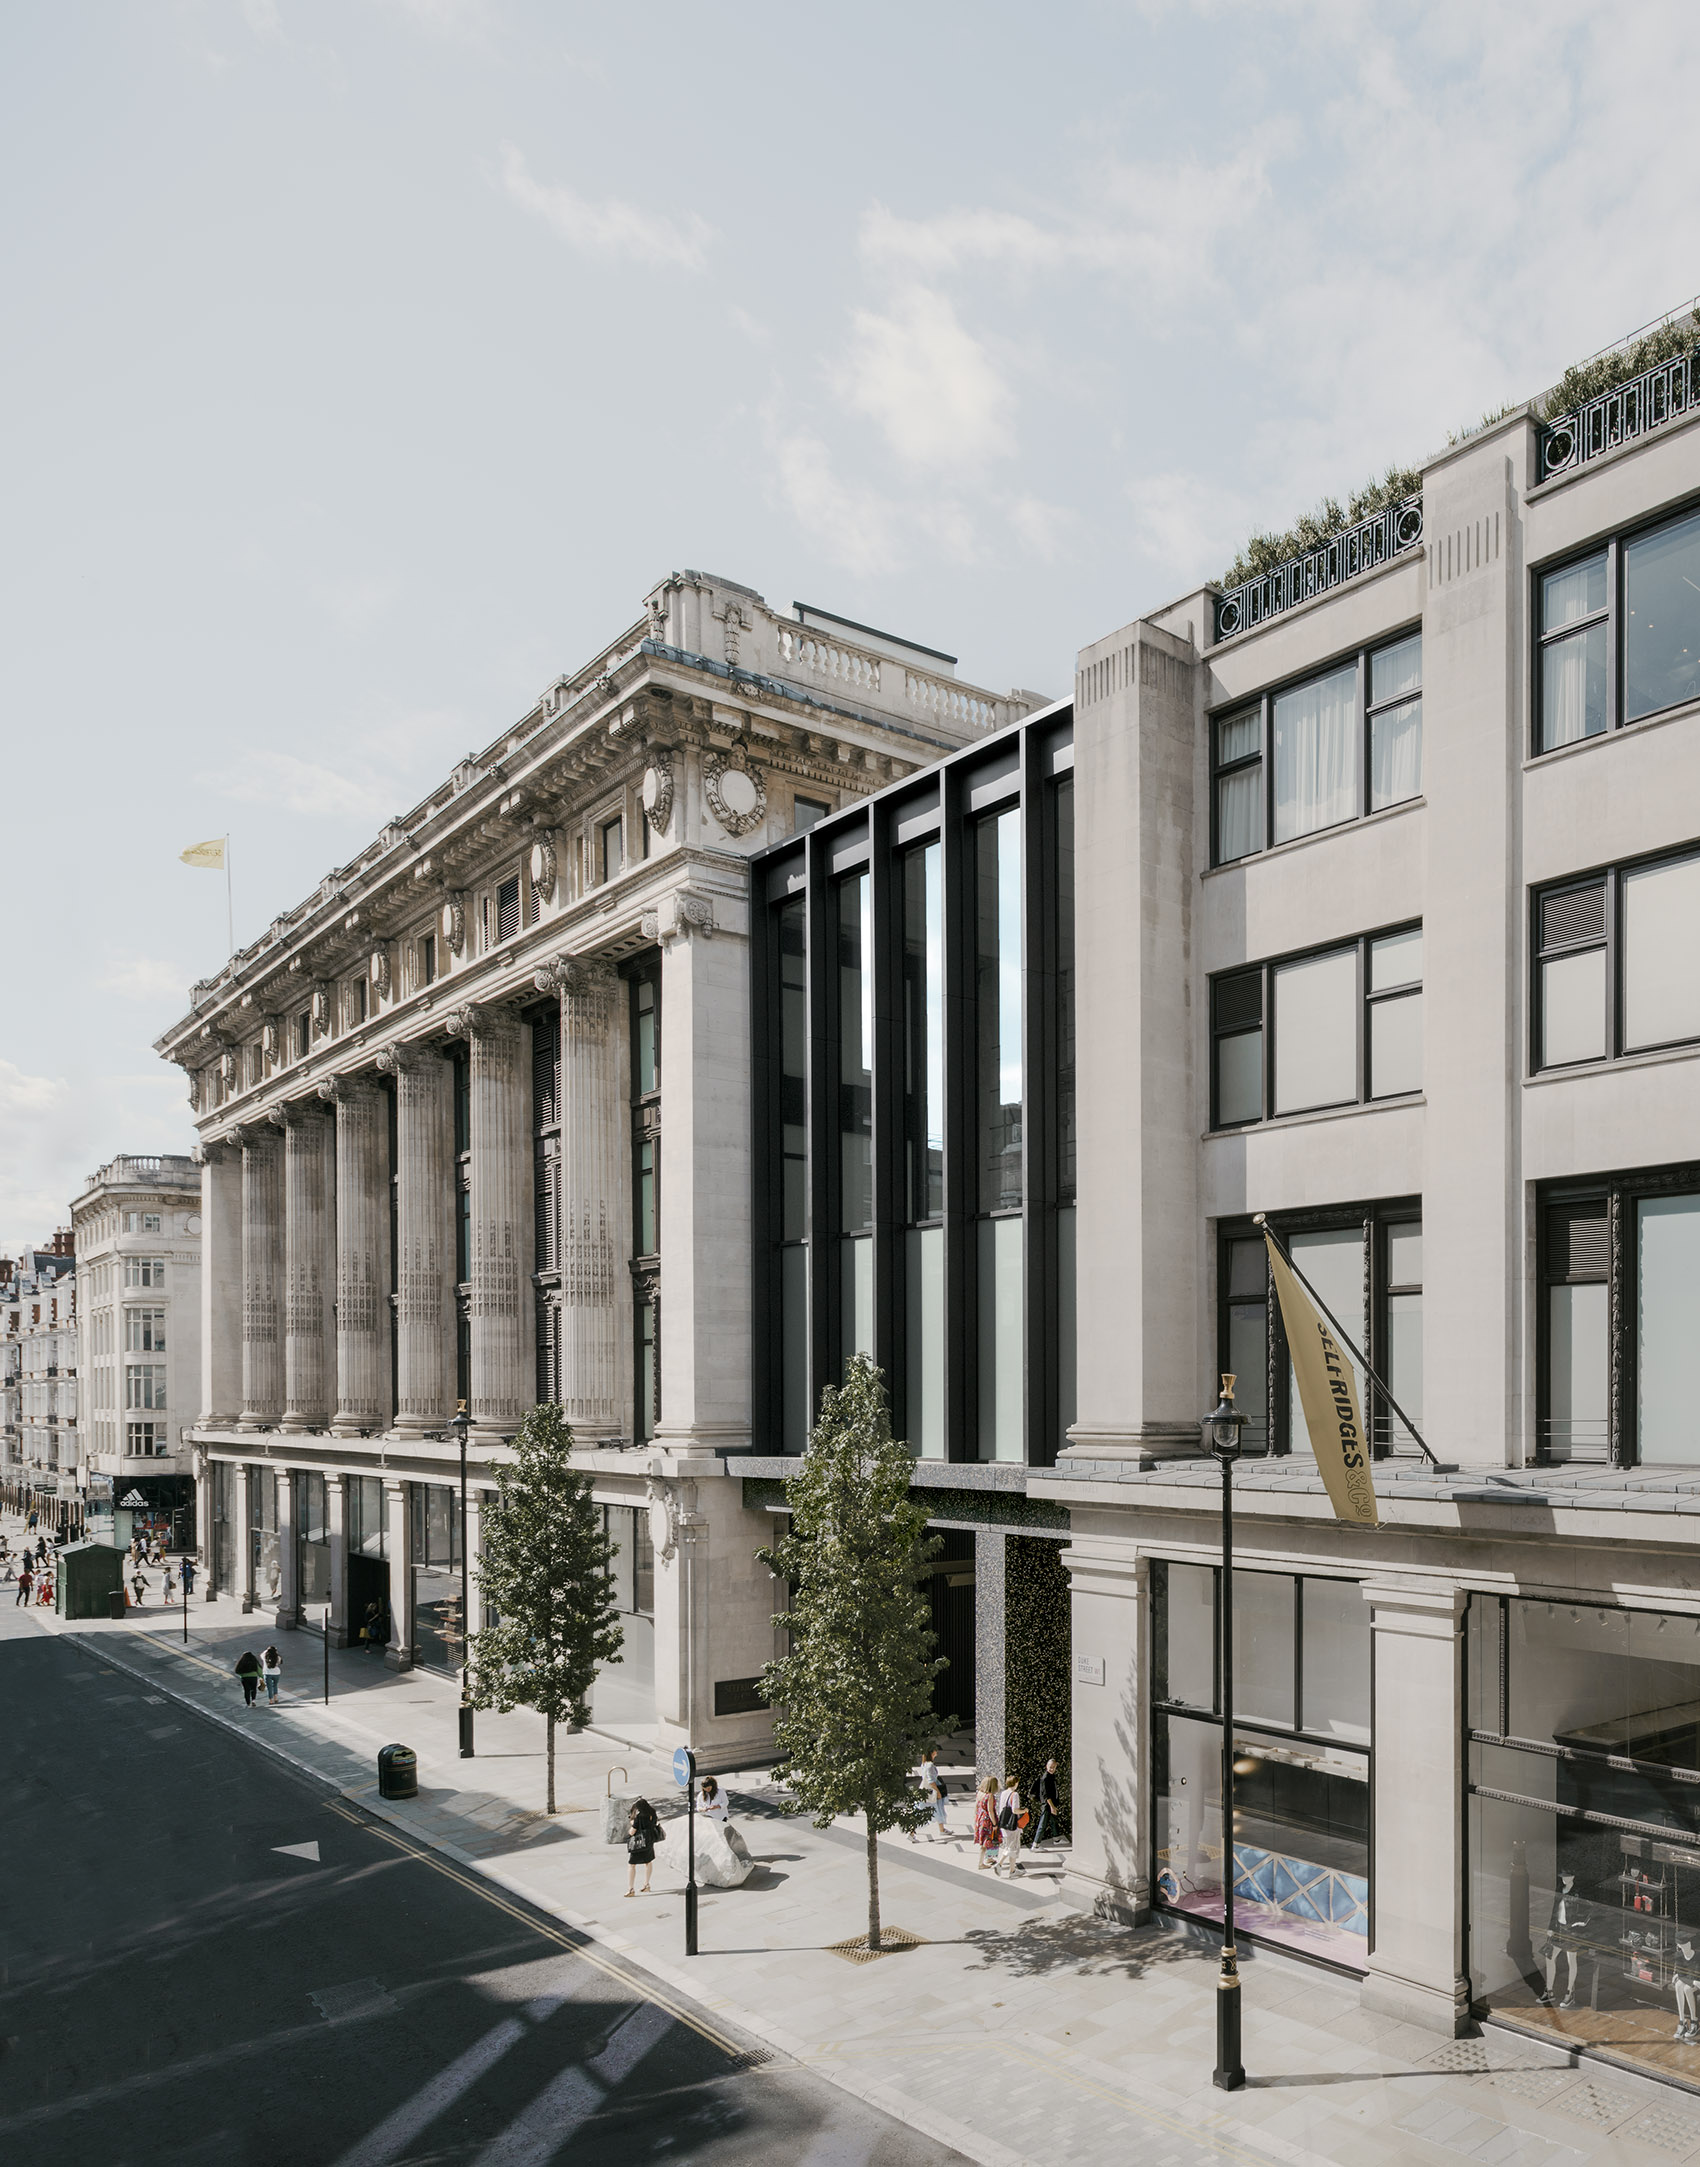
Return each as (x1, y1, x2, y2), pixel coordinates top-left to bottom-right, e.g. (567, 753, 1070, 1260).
(673, 1745, 696, 1789)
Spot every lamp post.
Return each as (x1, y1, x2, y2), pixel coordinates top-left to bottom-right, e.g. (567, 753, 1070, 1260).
(450, 1404, 475, 1759)
(1203, 1373, 1247, 2093)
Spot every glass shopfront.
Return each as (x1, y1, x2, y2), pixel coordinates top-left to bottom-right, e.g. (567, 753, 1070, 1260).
(294, 1471, 332, 1623)
(1469, 1594, 1700, 2082)
(249, 1466, 280, 1607)
(591, 1503, 656, 1732)
(409, 1482, 463, 1676)
(1153, 1560, 1371, 1971)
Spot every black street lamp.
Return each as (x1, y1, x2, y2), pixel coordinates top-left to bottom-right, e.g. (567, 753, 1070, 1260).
(1203, 1374, 1247, 2093)
(450, 1404, 475, 1759)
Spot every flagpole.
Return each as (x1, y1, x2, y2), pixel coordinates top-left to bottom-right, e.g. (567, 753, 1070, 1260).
(225, 836, 233, 957)
(1253, 1215, 1441, 1468)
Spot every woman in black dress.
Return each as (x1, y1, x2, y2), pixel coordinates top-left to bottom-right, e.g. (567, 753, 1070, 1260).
(626, 1797, 661, 1896)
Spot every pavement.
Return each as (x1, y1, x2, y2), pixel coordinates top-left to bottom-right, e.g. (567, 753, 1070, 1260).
(16, 1546, 1700, 2166)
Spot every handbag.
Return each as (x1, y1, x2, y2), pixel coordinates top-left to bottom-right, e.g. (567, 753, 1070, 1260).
(998, 1801, 1017, 1831)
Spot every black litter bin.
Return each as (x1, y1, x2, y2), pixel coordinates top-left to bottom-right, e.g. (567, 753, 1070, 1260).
(377, 1744, 418, 1800)
(108, 1589, 126, 1621)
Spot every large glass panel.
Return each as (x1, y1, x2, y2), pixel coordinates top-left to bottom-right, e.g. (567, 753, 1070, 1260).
(1273, 662, 1358, 842)
(1156, 1559, 1216, 1710)
(1385, 1292, 1423, 1444)
(1369, 991, 1422, 1098)
(1227, 1303, 1268, 1454)
(1509, 1598, 1630, 1748)
(837, 873, 872, 1231)
(1233, 1570, 1296, 1728)
(779, 901, 806, 1241)
(1155, 1710, 1369, 1971)
(781, 1244, 808, 1450)
(1369, 698, 1422, 809)
(635, 1290, 657, 1444)
(1547, 1282, 1607, 1461)
(1371, 633, 1422, 706)
(1273, 949, 1357, 1113)
(1622, 855, 1700, 1051)
(249, 1467, 280, 1606)
(1541, 624, 1608, 749)
(1288, 1229, 1366, 1457)
(635, 1137, 656, 1255)
(1217, 1031, 1263, 1124)
(1541, 949, 1607, 1066)
(976, 1214, 1022, 1461)
(1054, 781, 1075, 1202)
(1217, 709, 1260, 764)
(903, 844, 944, 1222)
(1369, 928, 1422, 990)
(840, 1235, 872, 1367)
(976, 811, 1023, 1210)
(1218, 768, 1263, 861)
(634, 976, 658, 1095)
(903, 1225, 944, 1458)
(1300, 1578, 1370, 1744)
(1056, 1204, 1077, 1447)
(1543, 553, 1608, 629)
(1639, 1194, 1700, 1463)
(1625, 509, 1700, 721)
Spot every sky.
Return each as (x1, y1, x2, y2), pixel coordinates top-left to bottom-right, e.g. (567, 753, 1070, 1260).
(2, 0, 1696, 1249)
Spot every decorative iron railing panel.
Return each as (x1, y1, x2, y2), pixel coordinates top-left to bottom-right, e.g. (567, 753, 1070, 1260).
(1538, 349, 1700, 480)
(1213, 496, 1423, 642)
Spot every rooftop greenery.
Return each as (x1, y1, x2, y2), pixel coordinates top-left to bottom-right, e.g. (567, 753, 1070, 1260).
(1218, 467, 1422, 593)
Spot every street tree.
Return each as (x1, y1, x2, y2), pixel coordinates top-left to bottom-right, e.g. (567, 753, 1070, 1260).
(470, 1402, 622, 1814)
(757, 1354, 948, 1952)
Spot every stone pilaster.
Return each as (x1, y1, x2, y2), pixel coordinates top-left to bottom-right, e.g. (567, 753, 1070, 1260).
(233, 1459, 256, 1612)
(274, 1466, 298, 1628)
(539, 957, 623, 1435)
(383, 1475, 414, 1669)
(453, 1004, 530, 1445)
(237, 1126, 284, 1431)
(197, 1143, 244, 1429)
(279, 1106, 332, 1433)
(322, 1077, 391, 1436)
(327, 1472, 350, 1644)
(381, 1043, 453, 1438)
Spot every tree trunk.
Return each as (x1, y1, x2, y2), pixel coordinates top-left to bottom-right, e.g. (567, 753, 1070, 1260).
(865, 1807, 881, 1952)
(546, 1713, 556, 1815)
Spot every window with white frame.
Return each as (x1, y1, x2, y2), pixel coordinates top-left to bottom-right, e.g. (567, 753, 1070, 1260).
(1211, 926, 1423, 1127)
(124, 1308, 166, 1353)
(125, 1420, 165, 1456)
(125, 1365, 167, 1411)
(124, 1257, 166, 1289)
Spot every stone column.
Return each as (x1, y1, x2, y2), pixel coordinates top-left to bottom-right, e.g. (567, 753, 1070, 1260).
(974, 1528, 1007, 1787)
(322, 1077, 391, 1436)
(233, 1459, 255, 1612)
(274, 1466, 298, 1629)
(197, 1143, 244, 1428)
(327, 1472, 350, 1645)
(237, 1126, 284, 1431)
(280, 1107, 333, 1434)
(381, 1043, 454, 1439)
(1061, 1537, 1148, 1926)
(383, 1475, 414, 1669)
(455, 1004, 530, 1446)
(539, 957, 623, 1434)
(1360, 1581, 1471, 2035)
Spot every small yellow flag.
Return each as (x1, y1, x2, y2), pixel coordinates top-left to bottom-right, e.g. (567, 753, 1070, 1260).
(1264, 1232, 1379, 1527)
(180, 838, 226, 869)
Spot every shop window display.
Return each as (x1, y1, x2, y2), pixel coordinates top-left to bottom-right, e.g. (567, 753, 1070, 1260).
(1152, 1560, 1370, 1972)
(1469, 1593, 1700, 2080)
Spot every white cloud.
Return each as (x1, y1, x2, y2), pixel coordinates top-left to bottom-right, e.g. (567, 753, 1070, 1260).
(316, 574, 401, 631)
(771, 430, 902, 578)
(371, 0, 492, 39)
(97, 953, 191, 1005)
(1126, 472, 1262, 589)
(836, 286, 1015, 469)
(498, 146, 712, 274)
(1008, 496, 1075, 562)
(0, 1061, 191, 1254)
(200, 749, 396, 824)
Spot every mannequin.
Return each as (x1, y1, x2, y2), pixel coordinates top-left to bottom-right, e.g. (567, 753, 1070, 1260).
(1539, 1875, 1590, 2010)
(1675, 1940, 1698, 2043)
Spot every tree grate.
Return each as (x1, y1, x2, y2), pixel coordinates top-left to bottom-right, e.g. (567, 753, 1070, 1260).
(826, 1926, 927, 1965)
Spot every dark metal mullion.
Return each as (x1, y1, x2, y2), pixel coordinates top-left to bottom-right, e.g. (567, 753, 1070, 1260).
(748, 888, 785, 1452)
(804, 831, 833, 1422)
(940, 764, 971, 1463)
(1262, 961, 1275, 1124)
(1607, 866, 1622, 1060)
(1262, 694, 1273, 854)
(1355, 937, 1368, 1105)
(1357, 648, 1368, 818)
(1020, 725, 1051, 1467)
(1293, 1577, 1305, 1733)
(1497, 1594, 1511, 1741)
(869, 802, 900, 1421)
(1611, 1183, 1631, 1468)
(1606, 535, 1621, 734)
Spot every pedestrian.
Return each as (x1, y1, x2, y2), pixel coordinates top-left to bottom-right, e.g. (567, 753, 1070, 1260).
(698, 1774, 729, 1826)
(626, 1797, 662, 1895)
(261, 1645, 283, 1704)
(995, 1774, 1025, 1876)
(180, 1555, 196, 1600)
(36, 1572, 53, 1608)
(974, 1774, 1000, 1869)
(130, 1568, 149, 1609)
(1030, 1759, 1064, 1848)
(162, 1564, 177, 1607)
(15, 1562, 33, 1608)
(27, 1509, 37, 1532)
(918, 1747, 950, 1841)
(234, 1650, 262, 1707)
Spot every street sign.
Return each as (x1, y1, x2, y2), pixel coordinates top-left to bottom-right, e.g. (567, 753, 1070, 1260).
(673, 1745, 696, 1789)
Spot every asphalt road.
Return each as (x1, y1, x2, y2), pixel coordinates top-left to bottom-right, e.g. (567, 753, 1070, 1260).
(0, 1604, 958, 2167)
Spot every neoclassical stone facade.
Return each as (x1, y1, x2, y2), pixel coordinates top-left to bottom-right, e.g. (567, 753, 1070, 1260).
(155, 571, 1034, 1767)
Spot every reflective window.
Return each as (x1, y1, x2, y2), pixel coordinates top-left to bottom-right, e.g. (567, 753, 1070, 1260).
(1533, 851, 1700, 1071)
(1539, 552, 1609, 750)
(903, 845, 944, 1223)
(837, 873, 872, 1232)
(975, 810, 1022, 1210)
(1214, 926, 1421, 1129)
(1274, 662, 1359, 844)
(1273, 949, 1358, 1112)
(1536, 508, 1700, 756)
(1626, 509, 1700, 722)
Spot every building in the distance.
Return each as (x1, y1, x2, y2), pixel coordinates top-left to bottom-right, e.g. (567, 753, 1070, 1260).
(71, 1155, 202, 1549)
(1, 1237, 78, 1525)
(152, 570, 1039, 1768)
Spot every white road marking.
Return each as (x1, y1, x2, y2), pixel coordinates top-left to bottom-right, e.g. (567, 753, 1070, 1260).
(469, 2000, 673, 2166)
(273, 1841, 321, 1862)
(327, 2016, 526, 2167)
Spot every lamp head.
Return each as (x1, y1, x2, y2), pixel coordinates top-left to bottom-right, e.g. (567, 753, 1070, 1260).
(450, 1400, 469, 1444)
(1204, 1374, 1246, 1462)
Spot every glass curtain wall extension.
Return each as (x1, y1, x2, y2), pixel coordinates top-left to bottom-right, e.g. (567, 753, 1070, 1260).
(975, 807, 1023, 1462)
(903, 842, 945, 1457)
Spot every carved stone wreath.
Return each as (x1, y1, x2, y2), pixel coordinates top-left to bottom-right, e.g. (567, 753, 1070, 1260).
(703, 748, 767, 837)
(529, 834, 557, 903)
(640, 746, 675, 838)
(441, 892, 466, 956)
(369, 948, 391, 1000)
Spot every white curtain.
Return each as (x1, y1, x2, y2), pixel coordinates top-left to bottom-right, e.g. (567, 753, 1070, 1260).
(1370, 697, 1422, 808)
(1274, 663, 1357, 841)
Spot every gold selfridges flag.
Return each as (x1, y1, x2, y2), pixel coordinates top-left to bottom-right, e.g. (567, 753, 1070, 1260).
(180, 838, 225, 869)
(1264, 1232, 1379, 1527)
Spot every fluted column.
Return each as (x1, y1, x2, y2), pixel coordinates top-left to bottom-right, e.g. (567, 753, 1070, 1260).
(280, 1105, 333, 1433)
(322, 1076, 391, 1436)
(237, 1125, 284, 1430)
(457, 1003, 530, 1445)
(197, 1142, 244, 1428)
(545, 958, 623, 1436)
(382, 1042, 454, 1438)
